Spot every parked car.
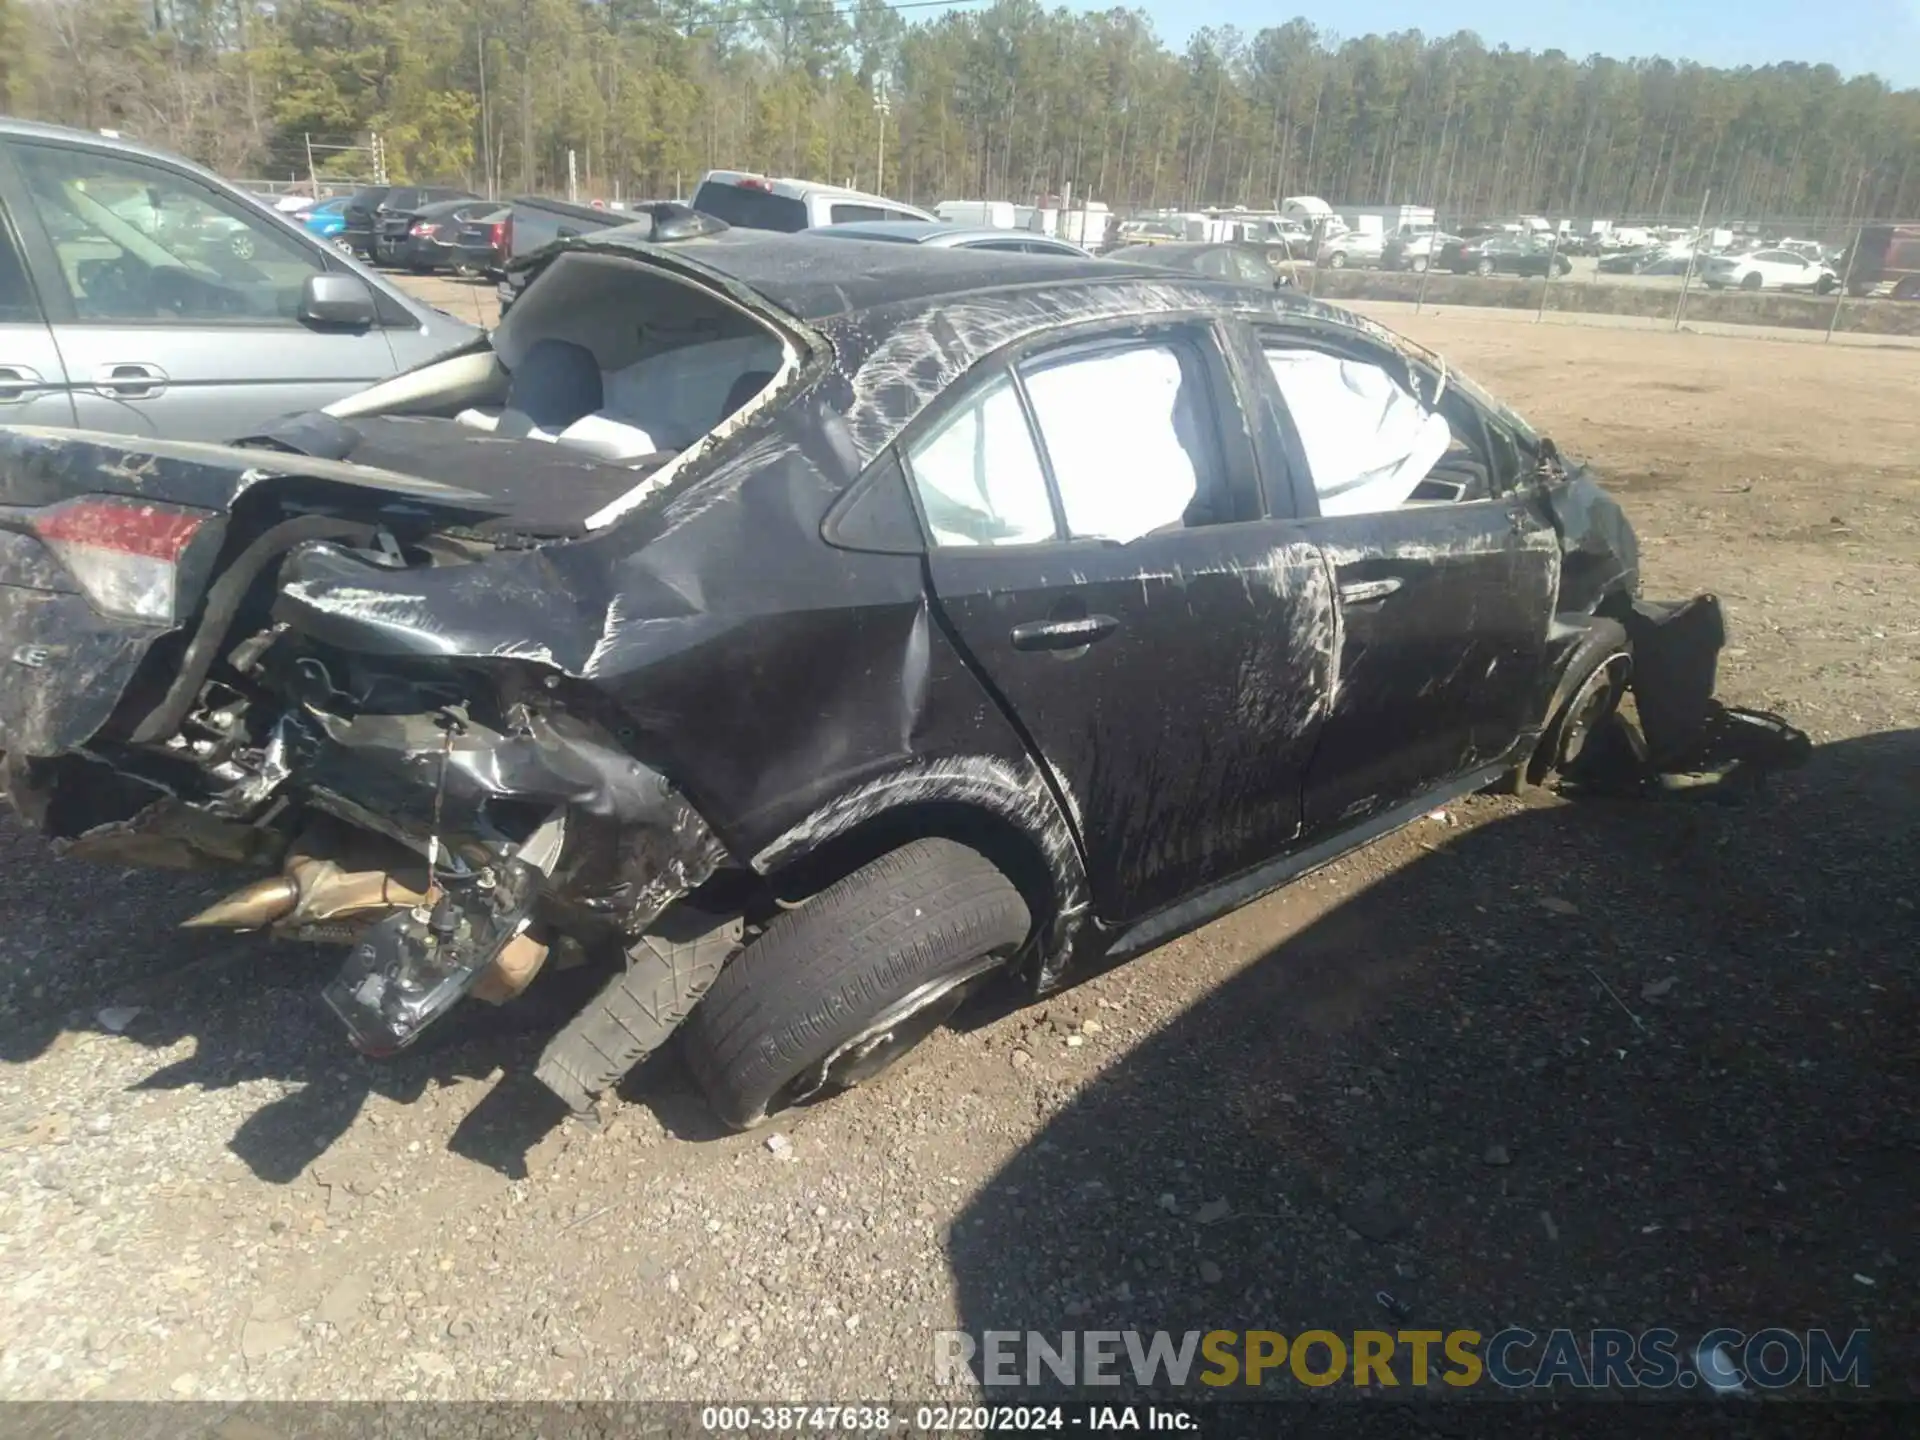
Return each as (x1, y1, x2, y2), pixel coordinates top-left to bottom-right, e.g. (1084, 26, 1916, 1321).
(370, 186, 481, 265)
(339, 184, 474, 260)
(815, 219, 1089, 256)
(0, 117, 479, 440)
(387, 197, 512, 275)
(1439, 234, 1573, 278)
(1383, 228, 1462, 273)
(1597, 246, 1660, 275)
(0, 226, 1723, 1132)
(295, 195, 352, 245)
(1699, 248, 1837, 293)
(1841, 224, 1920, 299)
(1316, 230, 1386, 268)
(690, 170, 935, 232)
(1104, 240, 1291, 287)
(1633, 252, 1705, 278)
(443, 206, 513, 277)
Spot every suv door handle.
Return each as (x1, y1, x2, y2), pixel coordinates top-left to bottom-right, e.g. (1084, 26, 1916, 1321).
(1010, 614, 1120, 651)
(0, 365, 43, 401)
(93, 363, 168, 399)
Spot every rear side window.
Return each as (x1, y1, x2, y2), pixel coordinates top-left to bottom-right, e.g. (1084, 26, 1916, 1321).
(904, 374, 1057, 547)
(830, 203, 889, 225)
(693, 181, 808, 233)
(1020, 343, 1221, 542)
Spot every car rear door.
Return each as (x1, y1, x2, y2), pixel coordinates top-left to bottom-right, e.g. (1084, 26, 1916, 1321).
(0, 136, 401, 442)
(1242, 322, 1557, 837)
(0, 193, 76, 427)
(909, 321, 1334, 924)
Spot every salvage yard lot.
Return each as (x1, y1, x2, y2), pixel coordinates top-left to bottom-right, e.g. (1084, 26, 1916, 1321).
(1, 306, 1914, 1401)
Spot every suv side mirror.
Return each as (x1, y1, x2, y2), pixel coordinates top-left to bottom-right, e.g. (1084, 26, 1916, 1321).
(299, 272, 377, 328)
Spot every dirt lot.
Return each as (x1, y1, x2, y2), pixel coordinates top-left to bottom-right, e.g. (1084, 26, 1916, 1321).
(1, 305, 1915, 1405)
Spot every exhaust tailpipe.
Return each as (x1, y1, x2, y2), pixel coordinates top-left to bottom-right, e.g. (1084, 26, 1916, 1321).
(182, 857, 425, 931)
(182, 875, 299, 929)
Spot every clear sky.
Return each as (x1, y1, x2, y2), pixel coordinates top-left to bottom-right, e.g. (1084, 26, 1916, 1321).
(1099, 1, 1920, 89)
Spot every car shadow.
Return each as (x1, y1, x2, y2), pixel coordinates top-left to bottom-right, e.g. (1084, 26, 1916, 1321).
(944, 728, 1918, 1407)
(0, 825, 620, 1182)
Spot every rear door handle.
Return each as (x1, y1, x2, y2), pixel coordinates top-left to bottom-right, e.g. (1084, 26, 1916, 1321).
(1010, 614, 1120, 651)
(93, 363, 168, 399)
(1338, 577, 1403, 608)
(0, 365, 43, 402)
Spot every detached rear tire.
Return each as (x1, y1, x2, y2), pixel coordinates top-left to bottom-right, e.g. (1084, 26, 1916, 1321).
(683, 839, 1032, 1131)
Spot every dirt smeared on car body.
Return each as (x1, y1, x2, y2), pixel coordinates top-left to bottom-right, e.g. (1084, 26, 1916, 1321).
(0, 228, 1765, 1131)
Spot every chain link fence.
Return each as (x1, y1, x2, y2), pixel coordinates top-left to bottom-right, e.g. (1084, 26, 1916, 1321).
(1280, 217, 1919, 342)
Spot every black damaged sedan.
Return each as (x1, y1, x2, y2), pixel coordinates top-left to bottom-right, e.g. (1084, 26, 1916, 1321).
(0, 222, 1722, 1129)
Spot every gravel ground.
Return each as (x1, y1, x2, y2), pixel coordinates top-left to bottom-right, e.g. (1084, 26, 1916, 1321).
(0, 309, 1914, 1406)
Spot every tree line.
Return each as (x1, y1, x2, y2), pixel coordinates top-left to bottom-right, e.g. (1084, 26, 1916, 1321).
(3, 0, 1916, 224)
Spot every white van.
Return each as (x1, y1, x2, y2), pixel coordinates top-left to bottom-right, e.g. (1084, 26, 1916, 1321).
(935, 199, 1017, 230)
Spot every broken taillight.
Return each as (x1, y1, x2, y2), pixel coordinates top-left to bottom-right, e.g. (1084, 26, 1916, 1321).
(489, 219, 507, 251)
(410, 221, 437, 238)
(30, 496, 209, 623)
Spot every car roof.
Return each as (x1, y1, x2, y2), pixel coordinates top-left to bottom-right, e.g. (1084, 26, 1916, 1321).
(1109, 241, 1232, 257)
(0, 116, 238, 176)
(577, 227, 1155, 320)
(815, 220, 1071, 248)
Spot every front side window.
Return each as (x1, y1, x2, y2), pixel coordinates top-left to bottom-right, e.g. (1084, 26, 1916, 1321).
(904, 373, 1057, 547)
(1020, 342, 1219, 542)
(1262, 346, 1459, 516)
(13, 143, 324, 324)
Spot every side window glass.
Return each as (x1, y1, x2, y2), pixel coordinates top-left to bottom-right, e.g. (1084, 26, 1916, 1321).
(12, 144, 324, 324)
(905, 373, 1057, 547)
(830, 203, 888, 225)
(1263, 346, 1476, 515)
(1021, 342, 1221, 542)
(0, 218, 41, 322)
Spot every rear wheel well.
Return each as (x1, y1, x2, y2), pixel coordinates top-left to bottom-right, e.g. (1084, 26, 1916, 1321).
(759, 802, 1056, 955)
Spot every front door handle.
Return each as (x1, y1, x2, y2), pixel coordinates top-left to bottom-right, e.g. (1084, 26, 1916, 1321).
(1010, 614, 1120, 651)
(1338, 577, 1403, 608)
(0, 365, 43, 402)
(93, 363, 168, 399)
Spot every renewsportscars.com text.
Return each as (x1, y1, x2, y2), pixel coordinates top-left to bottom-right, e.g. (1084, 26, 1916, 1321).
(935, 1327, 1872, 1391)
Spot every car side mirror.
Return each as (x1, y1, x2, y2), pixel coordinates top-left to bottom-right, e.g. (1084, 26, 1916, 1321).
(299, 272, 377, 328)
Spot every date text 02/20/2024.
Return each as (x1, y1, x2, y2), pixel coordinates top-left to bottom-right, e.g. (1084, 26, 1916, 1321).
(699, 1405, 1195, 1432)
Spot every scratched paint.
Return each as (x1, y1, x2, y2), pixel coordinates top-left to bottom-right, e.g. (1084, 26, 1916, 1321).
(0, 232, 1689, 1107)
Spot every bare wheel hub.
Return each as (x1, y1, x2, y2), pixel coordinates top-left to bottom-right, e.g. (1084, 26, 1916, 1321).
(778, 951, 1011, 1108)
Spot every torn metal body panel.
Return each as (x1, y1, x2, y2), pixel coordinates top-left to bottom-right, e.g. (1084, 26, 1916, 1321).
(0, 230, 1747, 1123)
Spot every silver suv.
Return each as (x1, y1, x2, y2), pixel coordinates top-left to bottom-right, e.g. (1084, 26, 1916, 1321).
(0, 118, 479, 442)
